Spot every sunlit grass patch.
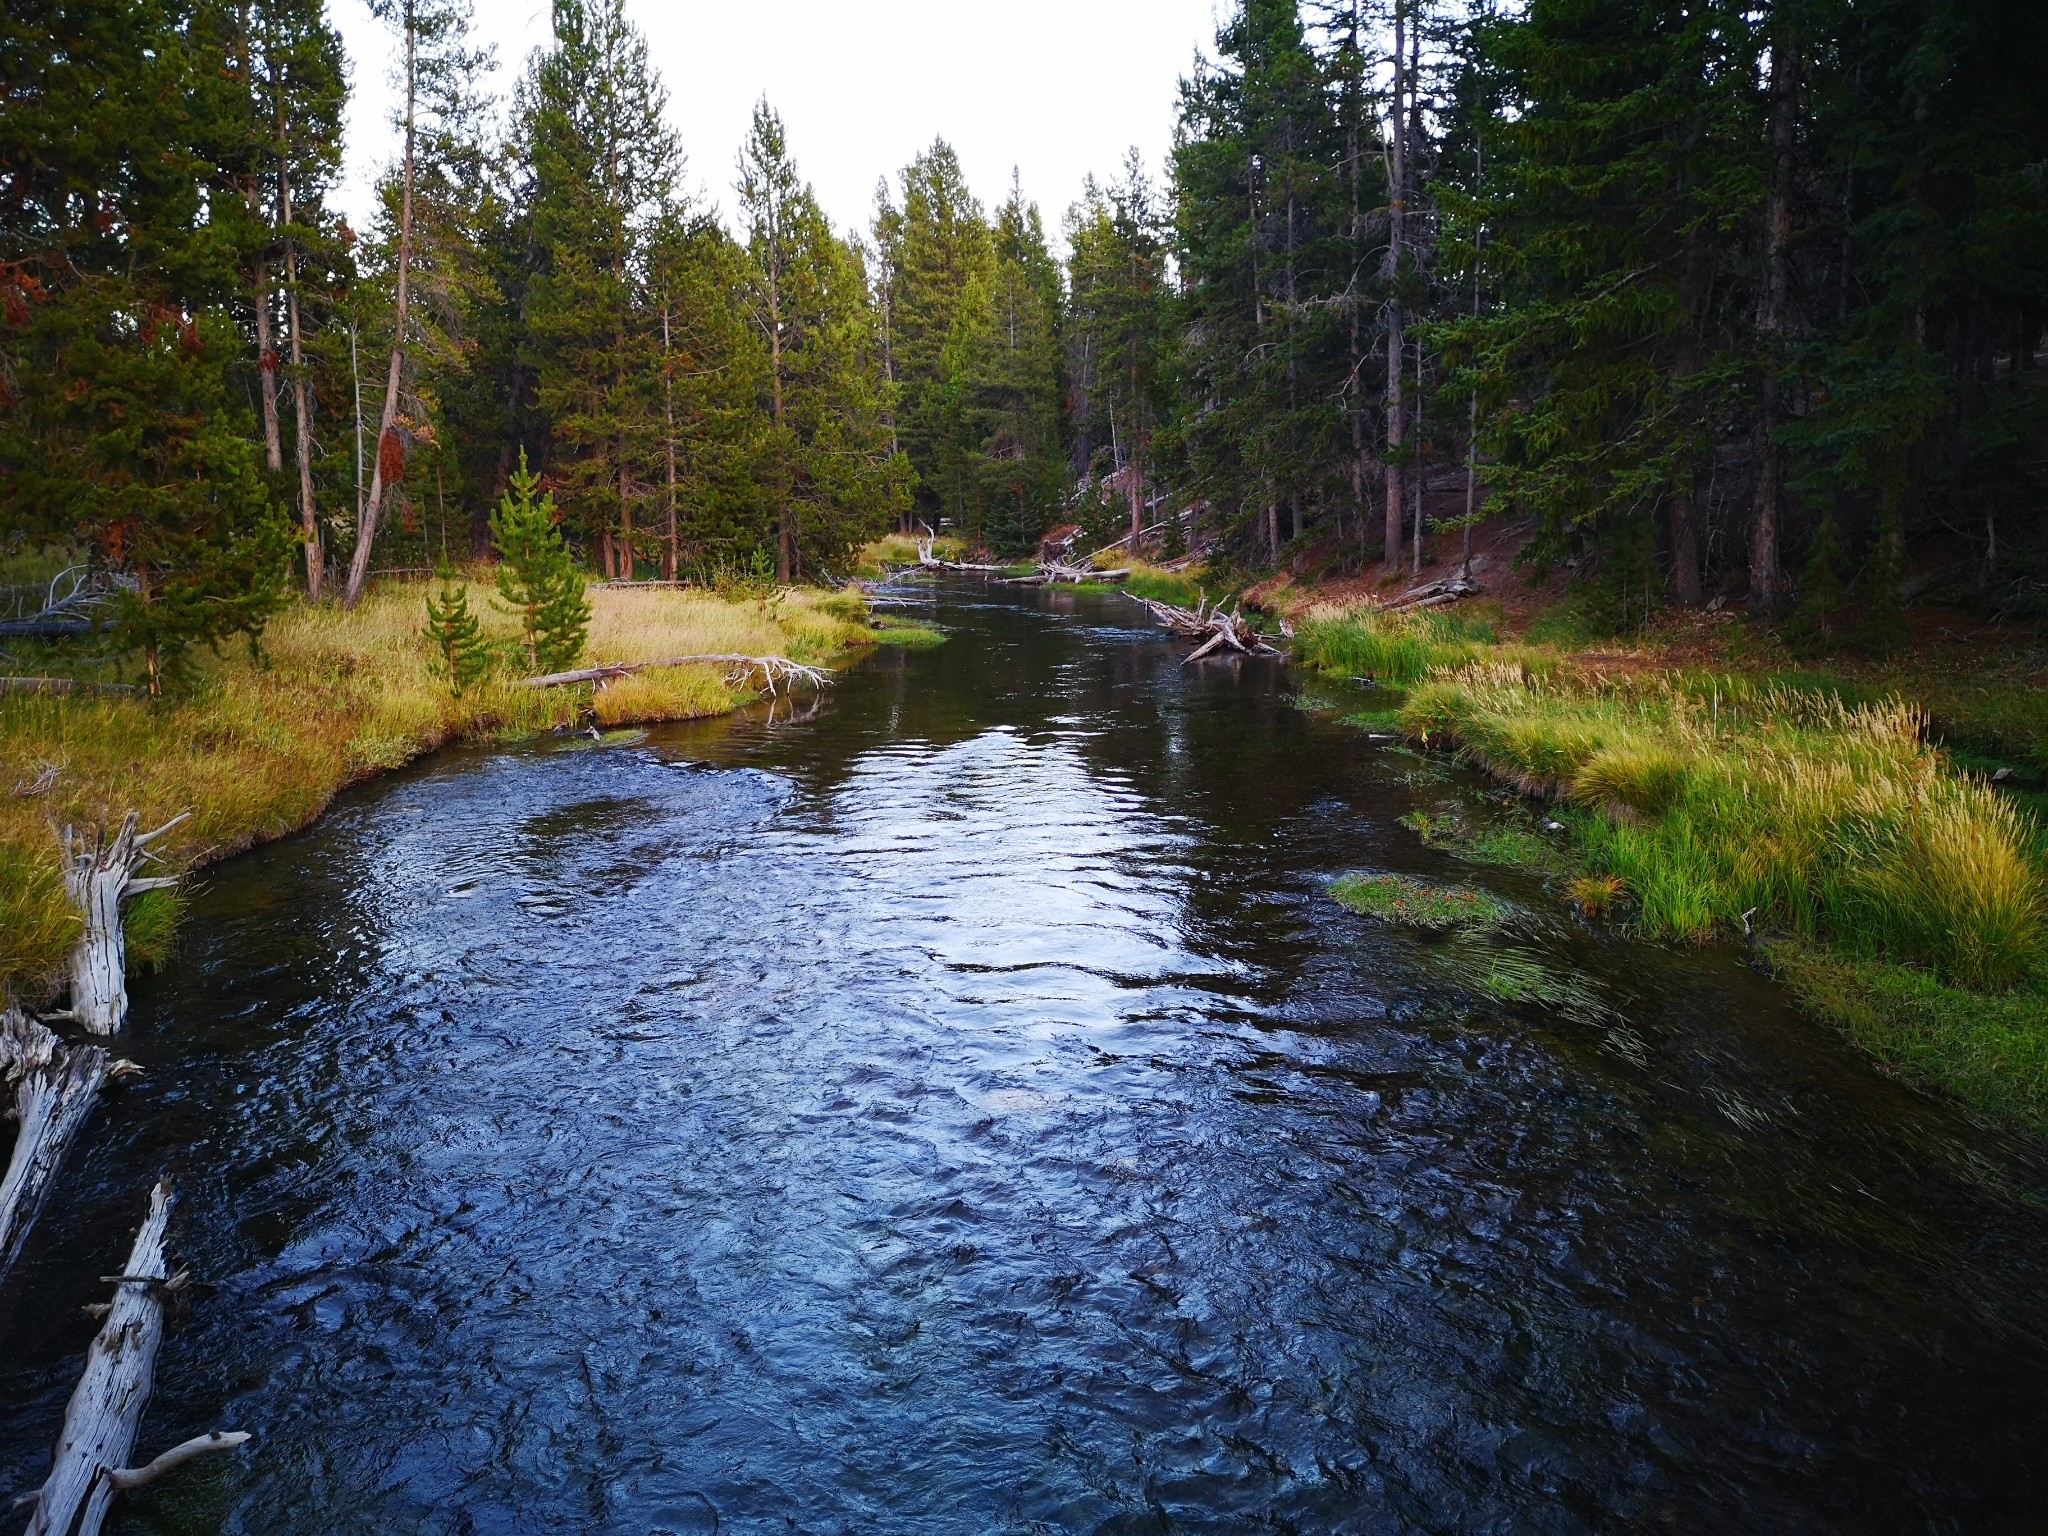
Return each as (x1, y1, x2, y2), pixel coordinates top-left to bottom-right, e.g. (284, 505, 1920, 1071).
(1332, 873, 1509, 931)
(1397, 668, 2046, 991)
(857, 532, 961, 574)
(1295, 603, 1508, 687)
(0, 577, 871, 1000)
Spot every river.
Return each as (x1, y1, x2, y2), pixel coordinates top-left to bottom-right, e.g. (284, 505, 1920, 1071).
(3, 579, 2044, 1533)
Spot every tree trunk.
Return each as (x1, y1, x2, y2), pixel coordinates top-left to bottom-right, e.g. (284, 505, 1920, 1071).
(772, 290, 791, 585)
(1668, 483, 1703, 605)
(280, 157, 322, 599)
(1752, 29, 1795, 611)
(57, 813, 186, 1037)
(253, 260, 283, 474)
(0, 1008, 107, 1285)
(343, 4, 418, 609)
(662, 296, 679, 581)
(22, 1180, 248, 1536)
(1384, 0, 1407, 576)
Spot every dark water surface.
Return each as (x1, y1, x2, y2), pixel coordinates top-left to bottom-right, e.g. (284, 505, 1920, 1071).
(4, 581, 2045, 1534)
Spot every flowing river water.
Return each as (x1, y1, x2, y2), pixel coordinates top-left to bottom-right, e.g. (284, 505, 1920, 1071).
(3, 580, 2045, 1534)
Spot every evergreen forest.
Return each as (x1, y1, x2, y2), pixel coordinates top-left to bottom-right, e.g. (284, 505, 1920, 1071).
(3, 0, 2045, 653)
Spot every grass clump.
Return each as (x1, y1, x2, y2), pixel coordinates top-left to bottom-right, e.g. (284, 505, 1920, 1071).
(1332, 872, 1509, 931)
(1770, 942, 2048, 1137)
(868, 615, 948, 649)
(1296, 603, 1507, 687)
(1402, 669, 2044, 993)
(0, 578, 873, 1000)
(857, 531, 962, 575)
(1567, 872, 1628, 917)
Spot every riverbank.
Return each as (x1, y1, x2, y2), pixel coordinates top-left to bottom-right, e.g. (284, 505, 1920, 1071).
(1291, 598, 2048, 1133)
(0, 578, 875, 1001)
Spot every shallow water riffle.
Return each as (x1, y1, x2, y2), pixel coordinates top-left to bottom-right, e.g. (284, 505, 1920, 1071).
(2, 578, 2044, 1535)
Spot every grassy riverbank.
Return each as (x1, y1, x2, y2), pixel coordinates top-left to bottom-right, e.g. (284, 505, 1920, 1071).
(0, 578, 874, 1000)
(1296, 602, 2048, 1133)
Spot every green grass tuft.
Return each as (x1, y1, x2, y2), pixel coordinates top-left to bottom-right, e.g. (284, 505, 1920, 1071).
(869, 616, 948, 649)
(1296, 606, 1504, 686)
(1769, 941, 2048, 1136)
(1332, 872, 1509, 931)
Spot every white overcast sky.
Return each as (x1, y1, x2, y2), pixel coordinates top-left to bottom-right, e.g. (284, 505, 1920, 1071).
(332, 0, 1228, 246)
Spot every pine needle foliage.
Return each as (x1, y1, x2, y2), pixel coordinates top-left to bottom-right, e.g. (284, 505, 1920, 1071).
(423, 574, 492, 694)
(492, 452, 590, 674)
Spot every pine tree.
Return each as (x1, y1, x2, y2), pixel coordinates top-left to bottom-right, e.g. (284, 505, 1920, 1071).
(250, 0, 351, 598)
(1455, 0, 1762, 608)
(492, 451, 589, 672)
(518, 0, 680, 583)
(0, 0, 293, 691)
(736, 102, 910, 581)
(882, 141, 994, 533)
(1173, 0, 1353, 566)
(944, 176, 1065, 555)
(424, 575, 492, 692)
(645, 211, 776, 573)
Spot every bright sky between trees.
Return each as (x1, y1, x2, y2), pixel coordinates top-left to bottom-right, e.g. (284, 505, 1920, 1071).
(333, 0, 1225, 243)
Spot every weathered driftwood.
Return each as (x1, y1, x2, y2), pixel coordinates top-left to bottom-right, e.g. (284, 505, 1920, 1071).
(1004, 560, 1130, 587)
(514, 654, 831, 697)
(911, 538, 1008, 575)
(23, 1180, 246, 1536)
(1125, 590, 1282, 661)
(0, 1007, 110, 1286)
(1381, 573, 1483, 613)
(54, 813, 188, 1037)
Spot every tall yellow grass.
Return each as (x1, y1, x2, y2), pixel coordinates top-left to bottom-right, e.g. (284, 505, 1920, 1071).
(1402, 667, 2045, 989)
(0, 578, 873, 999)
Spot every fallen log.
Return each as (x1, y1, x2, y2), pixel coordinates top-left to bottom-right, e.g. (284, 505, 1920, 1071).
(0, 678, 139, 698)
(1382, 573, 1483, 613)
(1003, 560, 1130, 586)
(54, 812, 189, 1037)
(911, 538, 1008, 575)
(0, 1007, 111, 1287)
(513, 654, 831, 697)
(24, 1180, 247, 1536)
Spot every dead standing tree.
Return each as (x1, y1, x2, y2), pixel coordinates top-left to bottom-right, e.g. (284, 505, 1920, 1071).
(54, 812, 188, 1036)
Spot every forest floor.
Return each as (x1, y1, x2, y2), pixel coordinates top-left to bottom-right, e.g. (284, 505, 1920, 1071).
(1247, 520, 2048, 1136)
(0, 577, 878, 1002)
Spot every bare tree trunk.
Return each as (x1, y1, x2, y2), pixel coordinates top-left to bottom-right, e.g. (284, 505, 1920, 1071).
(0, 1008, 107, 1285)
(253, 260, 283, 473)
(772, 295, 791, 584)
(343, 3, 419, 609)
(662, 294, 679, 581)
(1752, 28, 1795, 611)
(1668, 479, 1703, 605)
(23, 1181, 250, 1536)
(1384, 0, 1407, 576)
(279, 152, 322, 598)
(57, 814, 185, 1037)
(1412, 322, 1425, 578)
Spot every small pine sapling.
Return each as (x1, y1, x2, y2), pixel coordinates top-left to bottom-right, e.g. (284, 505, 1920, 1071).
(491, 451, 591, 674)
(424, 575, 493, 694)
